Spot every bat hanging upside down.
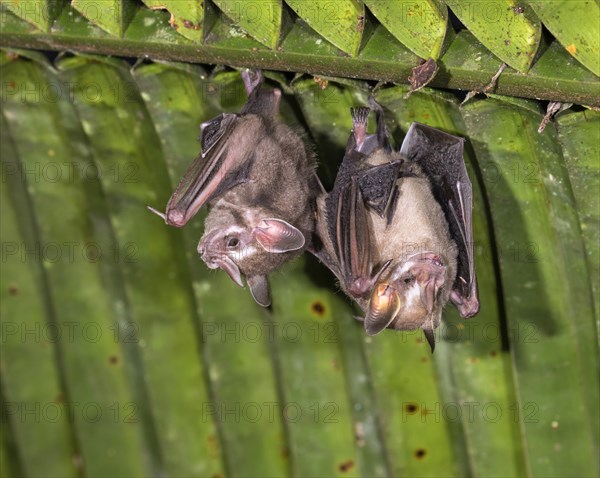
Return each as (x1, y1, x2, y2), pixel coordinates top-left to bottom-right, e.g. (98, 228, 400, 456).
(149, 70, 317, 307)
(312, 100, 479, 351)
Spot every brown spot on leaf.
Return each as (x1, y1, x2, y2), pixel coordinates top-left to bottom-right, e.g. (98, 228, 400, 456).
(311, 301, 326, 316)
(414, 448, 427, 460)
(207, 435, 219, 459)
(183, 19, 193, 29)
(420, 356, 428, 363)
(490, 350, 497, 357)
(338, 460, 355, 472)
(8, 285, 18, 296)
(405, 402, 419, 414)
(566, 44, 577, 55)
(109, 355, 119, 365)
(55, 393, 65, 404)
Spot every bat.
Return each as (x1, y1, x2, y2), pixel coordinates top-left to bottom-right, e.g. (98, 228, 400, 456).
(149, 70, 317, 307)
(312, 100, 479, 351)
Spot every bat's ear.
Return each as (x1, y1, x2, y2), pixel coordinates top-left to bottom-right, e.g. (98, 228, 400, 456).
(364, 284, 402, 336)
(247, 275, 271, 307)
(253, 219, 305, 253)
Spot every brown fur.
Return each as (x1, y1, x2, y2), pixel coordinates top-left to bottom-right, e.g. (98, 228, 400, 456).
(201, 112, 316, 279)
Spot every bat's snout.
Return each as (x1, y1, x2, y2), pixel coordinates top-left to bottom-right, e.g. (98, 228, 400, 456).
(197, 240, 220, 270)
(197, 244, 245, 288)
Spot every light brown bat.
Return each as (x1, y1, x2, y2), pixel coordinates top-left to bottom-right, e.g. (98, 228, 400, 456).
(312, 101, 479, 351)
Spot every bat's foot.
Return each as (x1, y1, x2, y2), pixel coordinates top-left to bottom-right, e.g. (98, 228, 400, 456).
(241, 69, 263, 95)
(350, 107, 370, 148)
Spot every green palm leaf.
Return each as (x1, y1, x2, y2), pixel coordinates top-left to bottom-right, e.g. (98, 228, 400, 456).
(1, 1, 598, 104)
(1, 46, 598, 477)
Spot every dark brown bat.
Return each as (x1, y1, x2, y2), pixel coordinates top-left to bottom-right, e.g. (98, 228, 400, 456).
(313, 100, 479, 351)
(149, 70, 316, 307)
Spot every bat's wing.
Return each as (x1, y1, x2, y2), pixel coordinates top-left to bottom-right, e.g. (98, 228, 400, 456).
(158, 112, 255, 227)
(356, 161, 403, 222)
(334, 178, 372, 298)
(323, 105, 401, 297)
(327, 176, 391, 299)
(400, 123, 479, 317)
(149, 69, 273, 228)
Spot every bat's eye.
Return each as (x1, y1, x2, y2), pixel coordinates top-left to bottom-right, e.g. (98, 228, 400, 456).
(227, 237, 240, 249)
(403, 276, 414, 285)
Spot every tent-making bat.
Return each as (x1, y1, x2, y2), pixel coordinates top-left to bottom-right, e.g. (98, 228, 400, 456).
(149, 70, 316, 307)
(313, 101, 479, 351)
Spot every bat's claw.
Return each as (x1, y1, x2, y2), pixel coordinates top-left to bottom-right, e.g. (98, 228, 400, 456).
(147, 205, 167, 221)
